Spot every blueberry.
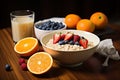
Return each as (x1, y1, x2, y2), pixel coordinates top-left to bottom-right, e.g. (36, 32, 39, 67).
(38, 26, 42, 29)
(5, 64, 11, 71)
(81, 36, 85, 39)
(69, 40, 74, 45)
(50, 22, 55, 26)
(59, 26, 64, 29)
(46, 28, 50, 30)
(49, 27, 53, 30)
(53, 26, 58, 30)
(35, 25, 38, 28)
(54, 23, 57, 26)
(41, 27, 46, 30)
(64, 40, 69, 44)
(36, 20, 65, 31)
(46, 20, 51, 24)
(58, 23, 63, 27)
(58, 40, 65, 45)
(74, 41, 80, 45)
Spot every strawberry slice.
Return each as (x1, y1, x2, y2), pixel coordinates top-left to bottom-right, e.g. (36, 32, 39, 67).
(61, 33, 65, 40)
(53, 33, 61, 44)
(79, 39, 88, 49)
(73, 35, 80, 42)
(64, 32, 73, 41)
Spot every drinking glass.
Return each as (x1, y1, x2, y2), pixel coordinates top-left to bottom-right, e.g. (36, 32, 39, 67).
(10, 10, 35, 43)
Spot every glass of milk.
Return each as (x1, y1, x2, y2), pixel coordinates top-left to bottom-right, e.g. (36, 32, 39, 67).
(10, 10, 35, 43)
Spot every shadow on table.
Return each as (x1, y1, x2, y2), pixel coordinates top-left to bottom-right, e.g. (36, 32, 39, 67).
(33, 65, 65, 78)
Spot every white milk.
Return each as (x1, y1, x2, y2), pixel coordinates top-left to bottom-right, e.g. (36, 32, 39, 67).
(11, 16, 34, 42)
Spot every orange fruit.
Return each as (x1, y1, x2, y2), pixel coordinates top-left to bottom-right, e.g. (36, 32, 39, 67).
(14, 37, 39, 57)
(27, 52, 53, 74)
(76, 19, 95, 32)
(90, 12, 108, 29)
(64, 14, 81, 28)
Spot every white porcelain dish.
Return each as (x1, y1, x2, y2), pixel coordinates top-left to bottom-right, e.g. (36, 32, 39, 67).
(40, 30, 100, 67)
(34, 17, 66, 41)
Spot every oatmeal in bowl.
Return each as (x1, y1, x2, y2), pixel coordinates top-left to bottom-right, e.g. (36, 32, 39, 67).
(40, 30, 100, 67)
(46, 32, 94, 51)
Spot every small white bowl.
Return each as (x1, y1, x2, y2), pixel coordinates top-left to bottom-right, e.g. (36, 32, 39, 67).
(34, 17, 66, 41)
(40, 30, 100, 67)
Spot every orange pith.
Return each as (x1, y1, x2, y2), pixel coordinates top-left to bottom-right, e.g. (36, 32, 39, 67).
(64, 14, 81, 28)
(27, 52, 53, 74)
(14, 37, 39, 57)
(76, 19, 95, 32)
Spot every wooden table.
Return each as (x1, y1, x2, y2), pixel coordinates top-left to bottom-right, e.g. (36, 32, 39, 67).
(0, 24, 120, 80)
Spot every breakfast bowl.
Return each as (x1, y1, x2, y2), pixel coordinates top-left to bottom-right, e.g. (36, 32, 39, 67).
(40, 30, 100, 67)
(34, 17, 67, 40)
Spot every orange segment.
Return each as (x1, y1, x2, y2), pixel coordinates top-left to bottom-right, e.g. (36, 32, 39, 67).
(14, 37, 39, 57)
(27, 52, 53, 74)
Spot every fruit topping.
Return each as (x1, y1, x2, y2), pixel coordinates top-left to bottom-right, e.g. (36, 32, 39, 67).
(64, 32, 73, 41)
(74, 41, 80, 45)
(61, 33, 65, 40)
(53, 33, 61, 44)
(58, 40, 65, 45)
(73, 35, 80, 42)
(79, 38, 88, 49)
(52, 32, 89, 48)
(69, 40, 74, 45)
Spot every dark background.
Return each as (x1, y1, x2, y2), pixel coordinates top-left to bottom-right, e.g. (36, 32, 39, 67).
(0, 0, 120, 28)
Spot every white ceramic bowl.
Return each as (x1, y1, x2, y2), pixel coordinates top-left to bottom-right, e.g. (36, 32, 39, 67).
(34, 17, 66, 40)
(40, 30, 100, 67)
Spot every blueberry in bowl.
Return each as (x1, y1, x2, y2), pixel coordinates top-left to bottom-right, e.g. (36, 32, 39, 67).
(34, 17, 67, 41)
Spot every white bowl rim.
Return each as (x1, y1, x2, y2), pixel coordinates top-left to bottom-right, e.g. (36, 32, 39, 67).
(41, 30, 100, 52)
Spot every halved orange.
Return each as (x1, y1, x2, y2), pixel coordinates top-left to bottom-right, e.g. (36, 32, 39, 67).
(14, 37, 39, 57)
(27, 52, 53, 74)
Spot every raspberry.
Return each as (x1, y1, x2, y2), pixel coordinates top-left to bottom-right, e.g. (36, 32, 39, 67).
(19, 58, 25, 65)
(21, 63, 27, 70)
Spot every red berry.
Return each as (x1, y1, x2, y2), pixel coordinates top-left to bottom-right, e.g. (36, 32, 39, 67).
(79, 39, 88, 49)
(61, 34, 65, 40)
(19, 58, 25, 65)
(53, 33, 61, 44)
(21, 63, 27, 70)
(64, 32, 73, 41)
(73, 35, 80, 42)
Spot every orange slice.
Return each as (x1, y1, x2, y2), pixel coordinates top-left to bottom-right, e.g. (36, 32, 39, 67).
(27, 52, 53, 74)
(14, 37, 39, 57)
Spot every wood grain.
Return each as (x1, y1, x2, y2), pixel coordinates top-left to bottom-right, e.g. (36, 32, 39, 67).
(0, 24, 120, 80)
